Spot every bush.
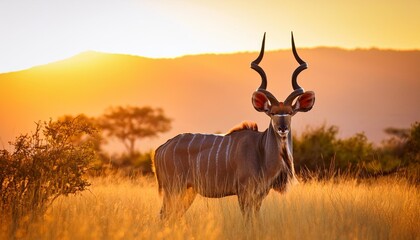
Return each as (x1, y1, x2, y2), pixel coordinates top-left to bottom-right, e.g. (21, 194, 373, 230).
(294, 125, 378, 178)
(334, 132, 375, 172)
(0, 117, 97, 234)
(404, 122, 420, 164)
(293, 124, 338, 175)
(294, 122, 420, 180)
(98, 150, 154, 176)
(380, 122, 420, 180)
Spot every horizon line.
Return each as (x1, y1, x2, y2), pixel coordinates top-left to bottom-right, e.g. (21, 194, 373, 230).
(1, 46, 419, 74)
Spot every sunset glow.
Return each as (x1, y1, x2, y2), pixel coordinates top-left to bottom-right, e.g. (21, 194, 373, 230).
(1, 0, 419, 73)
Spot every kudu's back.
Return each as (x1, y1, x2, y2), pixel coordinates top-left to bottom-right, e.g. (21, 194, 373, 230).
(154, 126, 262, 198)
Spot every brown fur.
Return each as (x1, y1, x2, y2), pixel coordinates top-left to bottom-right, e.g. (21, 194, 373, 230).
(226, 121, 258, 135)
(154, 124, 297, 221)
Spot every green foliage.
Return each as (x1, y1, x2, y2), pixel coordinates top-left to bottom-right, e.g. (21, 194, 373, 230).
(335, 133, 375, 170)
(131, 151, 154, 174)
(0, 117, 97, 232)
(294, 122, 420, 179)
(380, 122, 420, 179)
(405, 122, 420, 179)
(107, 151, 154, 176)
(405, 122, 420, 164)
(293, 124, 338, 172)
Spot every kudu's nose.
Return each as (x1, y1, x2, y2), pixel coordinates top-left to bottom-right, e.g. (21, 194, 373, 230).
(278, 126, 288, 132)
(278, 126, 289, 138)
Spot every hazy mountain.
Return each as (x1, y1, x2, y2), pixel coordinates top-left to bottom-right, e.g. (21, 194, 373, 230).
(1, 48, 419, 150)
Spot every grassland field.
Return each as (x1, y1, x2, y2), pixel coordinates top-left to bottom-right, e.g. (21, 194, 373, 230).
(3, 175, 419, 240)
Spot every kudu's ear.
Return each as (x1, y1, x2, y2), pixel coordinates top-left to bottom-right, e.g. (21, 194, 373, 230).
(252, 91, 271, 112)
(293, 91, 315, 113)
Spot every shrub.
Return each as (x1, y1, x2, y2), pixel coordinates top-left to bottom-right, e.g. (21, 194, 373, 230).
(294, 125, 377, 178)
(293, 124, 338, 174)
(294, 122, 420, 180)
(384, 122, 420, 180)
(0, 117, 97, 234)
(98, 150, 154, 176)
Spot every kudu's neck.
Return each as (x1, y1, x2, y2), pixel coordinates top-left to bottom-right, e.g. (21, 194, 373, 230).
(260, 123, 296, 179)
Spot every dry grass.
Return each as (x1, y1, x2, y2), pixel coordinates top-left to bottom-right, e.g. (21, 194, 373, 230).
(3, 176, 419, 240)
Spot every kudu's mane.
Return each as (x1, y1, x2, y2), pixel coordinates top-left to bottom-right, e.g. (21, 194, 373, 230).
(226, 121, 258, 135)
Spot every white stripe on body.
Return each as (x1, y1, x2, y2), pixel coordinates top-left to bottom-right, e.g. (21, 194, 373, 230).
(223, 136, 233, 192)
(156, 140, 171, 183)
(172, 134, 185, 172)
(187, 134, 197, 176)
(206, 137, 219, 180)
(215, 137, 226, 184)
(225, 136, 232, 172)
(196, 135, 207, 178)
(161, 141, 172, 182)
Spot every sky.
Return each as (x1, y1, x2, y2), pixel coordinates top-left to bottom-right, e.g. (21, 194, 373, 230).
(1, 0, 420, 73)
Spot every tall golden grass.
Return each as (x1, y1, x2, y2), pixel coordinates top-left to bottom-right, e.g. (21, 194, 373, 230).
(3, 175, 419, 240)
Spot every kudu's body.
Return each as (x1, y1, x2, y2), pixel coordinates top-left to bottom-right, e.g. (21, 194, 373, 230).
(154, 33, 315, 220)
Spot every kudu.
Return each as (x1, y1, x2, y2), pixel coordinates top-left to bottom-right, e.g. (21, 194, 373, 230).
(154, 32, 315, 220)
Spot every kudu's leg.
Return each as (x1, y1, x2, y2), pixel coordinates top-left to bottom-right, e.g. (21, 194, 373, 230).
(180, 187, 197, 213)
(237, 183, 269, 222)
(159, 191, 172, 221)
(160, 188, 197, 221)
(238, 194, 264, 220)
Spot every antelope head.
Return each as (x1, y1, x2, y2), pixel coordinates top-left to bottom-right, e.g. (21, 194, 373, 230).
(251, 33, 315, 141)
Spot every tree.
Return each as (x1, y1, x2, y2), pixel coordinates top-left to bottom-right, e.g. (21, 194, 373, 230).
(99, 106, 171, 158)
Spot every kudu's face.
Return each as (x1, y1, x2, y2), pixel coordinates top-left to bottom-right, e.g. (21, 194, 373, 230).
(250, 32, 315, 141)
(252, 90, 315, 140)
(269, 105, 293, 139)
